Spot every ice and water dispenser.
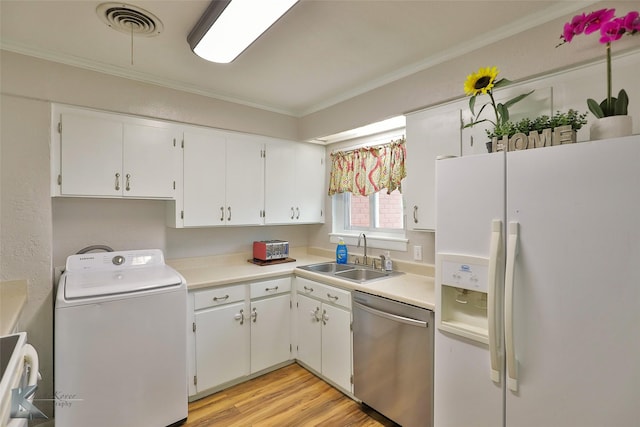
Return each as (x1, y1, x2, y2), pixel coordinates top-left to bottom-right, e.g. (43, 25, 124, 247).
(436, 254, 491, 344)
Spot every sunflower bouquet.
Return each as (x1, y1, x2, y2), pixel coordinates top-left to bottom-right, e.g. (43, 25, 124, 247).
(463, 66, 533, 138)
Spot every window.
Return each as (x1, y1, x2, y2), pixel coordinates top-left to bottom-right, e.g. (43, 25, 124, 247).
(327, 128, 408, 251)
(347, 190, 404, 231)
(331, 189, 407, 251)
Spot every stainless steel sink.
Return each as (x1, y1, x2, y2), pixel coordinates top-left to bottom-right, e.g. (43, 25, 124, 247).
(297, 262, 402, 284)
(302, 262, 354, 273)
(335, 268, 389, 281)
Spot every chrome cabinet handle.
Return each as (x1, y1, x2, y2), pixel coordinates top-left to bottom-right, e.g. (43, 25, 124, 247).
(303, 286, 314, 293)
(234, 309, 244, 325)
(310, 307, 321, 322)
(251, 307, 258, 323)
(290, 207, 295, 220)
(213, 294, 229, 302)
(220, 206, 224, 222)
(322, 309, 329, 325)
(125, 173, 131, 191)
(227, 206, 232, 222)
(413, 205, 418, 224)
(327, 293, 339, 301)
(265, 286, 279, 292)
(115, 173, 121, 191)
(295, 207, 300, 219)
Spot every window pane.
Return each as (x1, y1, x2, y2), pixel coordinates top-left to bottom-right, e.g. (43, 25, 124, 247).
(377, 189, 403, 229)
(349, 193, 370, 228)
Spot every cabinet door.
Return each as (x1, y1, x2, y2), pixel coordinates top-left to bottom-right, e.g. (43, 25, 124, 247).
(404, 106, 461, 230)
(225, 134, 264, 225)
(250, 294, 291, 373)
(321, 303, 352, 392)
(183, 130, 227, 226)
(295, 143, 325, 223)
(123, 123, 180, 198)
(60, 112, 123, 197)
(194, 302, 249, 392)
(264, 141, 297, 224)
(296, 294, 322, 373)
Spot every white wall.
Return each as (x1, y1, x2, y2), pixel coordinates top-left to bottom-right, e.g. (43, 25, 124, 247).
(0, 94, 54, 418)
(299, 0, 640, 140)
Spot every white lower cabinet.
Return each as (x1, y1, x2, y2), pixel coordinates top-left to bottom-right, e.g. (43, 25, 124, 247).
(194, 300, 250, 392)
(249, 278, 292, 374)
(295, 277, 353, 393)
(192, 285, 250, 394)
(190, 277, 292, 397)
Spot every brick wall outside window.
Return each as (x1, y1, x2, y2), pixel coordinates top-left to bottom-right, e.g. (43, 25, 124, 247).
(349, 190, 403, 229)
(350, 194, 370, 227)
(378, 190, 403, 229)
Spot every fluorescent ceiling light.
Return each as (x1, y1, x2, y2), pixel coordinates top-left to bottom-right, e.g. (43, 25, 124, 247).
(188, 0, 299, 64)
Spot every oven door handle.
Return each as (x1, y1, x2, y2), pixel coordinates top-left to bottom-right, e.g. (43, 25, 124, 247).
(23, 343, 39, 386)
(353, 301, 428, 328)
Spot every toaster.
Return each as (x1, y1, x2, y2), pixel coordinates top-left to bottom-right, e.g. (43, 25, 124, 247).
(253, 240, 289, 261)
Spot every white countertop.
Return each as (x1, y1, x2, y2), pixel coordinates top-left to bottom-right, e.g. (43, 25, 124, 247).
(168, 248, 435, 310)
(0, 280, 28, 336)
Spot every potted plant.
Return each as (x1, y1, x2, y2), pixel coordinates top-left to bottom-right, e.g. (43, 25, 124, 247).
(462, 66, 534, 152)
(558, 8, 639, 140)
(486, 110, 588, 151)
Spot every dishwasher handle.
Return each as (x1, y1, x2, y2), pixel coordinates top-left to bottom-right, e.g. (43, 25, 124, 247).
(353, 300, 428, 328)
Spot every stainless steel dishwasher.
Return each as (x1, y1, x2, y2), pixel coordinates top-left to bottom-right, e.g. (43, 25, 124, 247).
(352, 290, 434, 427)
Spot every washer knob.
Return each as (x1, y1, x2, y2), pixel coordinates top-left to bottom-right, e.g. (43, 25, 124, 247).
(112, 255, 125, 266)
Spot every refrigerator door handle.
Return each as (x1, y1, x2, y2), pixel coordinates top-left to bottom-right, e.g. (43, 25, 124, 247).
(488, 219, 502, 383)
(505, 221, 519, 392)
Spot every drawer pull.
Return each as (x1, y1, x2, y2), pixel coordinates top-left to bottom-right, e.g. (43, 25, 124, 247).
(322, 309, 329, 325)
(265, 286, 279, 292)
(213, 295, 229, 302)
(251, 307, 258, 323)
(310, 307, 321, 322)
(234, 309, 244, 325)
(327, 293, 339, 301)
(303, 286, 314, 293)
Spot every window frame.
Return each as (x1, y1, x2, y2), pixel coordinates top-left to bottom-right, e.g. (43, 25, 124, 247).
(330, 192, 408, 252)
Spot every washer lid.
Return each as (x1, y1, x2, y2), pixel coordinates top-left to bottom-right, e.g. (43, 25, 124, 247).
(63, 265, 182, 300)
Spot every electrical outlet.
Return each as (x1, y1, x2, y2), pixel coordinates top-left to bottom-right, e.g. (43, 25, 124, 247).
(413, 245, 423, 261)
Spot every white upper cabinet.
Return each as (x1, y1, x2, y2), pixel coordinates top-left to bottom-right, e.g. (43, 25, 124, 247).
(225, 133, 265, 226)
(179, 127, 264, 227)
(182, 128, 226, 227)
(404, 104, 462, 231)
(264, 140, 325, 224)
(53, 106, 180, 199)
(123, 123, 180, 199)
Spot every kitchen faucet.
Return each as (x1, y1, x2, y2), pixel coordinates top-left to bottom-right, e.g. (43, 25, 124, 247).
(357, 233, 368, 266)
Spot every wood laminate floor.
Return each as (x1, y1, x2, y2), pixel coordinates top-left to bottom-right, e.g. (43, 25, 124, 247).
(184, 363, 399, 427)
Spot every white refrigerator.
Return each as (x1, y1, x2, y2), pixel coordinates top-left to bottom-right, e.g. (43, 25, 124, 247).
(434, 135, 640, 427)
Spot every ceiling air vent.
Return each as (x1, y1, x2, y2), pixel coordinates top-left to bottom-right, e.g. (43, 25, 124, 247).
(96, 2, 163, 37)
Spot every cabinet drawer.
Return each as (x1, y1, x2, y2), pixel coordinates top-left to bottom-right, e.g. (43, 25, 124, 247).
(250, 277, 291, 299)
(194, 284, 246, 310)
(296, 278, 351, 310)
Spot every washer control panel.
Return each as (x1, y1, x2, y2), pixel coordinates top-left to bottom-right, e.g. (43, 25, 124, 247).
(65, 249, 165, 271)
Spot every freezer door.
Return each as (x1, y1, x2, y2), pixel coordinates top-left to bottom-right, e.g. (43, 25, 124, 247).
(505, 136, 640, 427)
(434, 152, 506, 427)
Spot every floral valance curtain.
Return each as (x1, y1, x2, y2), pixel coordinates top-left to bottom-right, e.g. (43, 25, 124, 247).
(328, 138, 406, 196)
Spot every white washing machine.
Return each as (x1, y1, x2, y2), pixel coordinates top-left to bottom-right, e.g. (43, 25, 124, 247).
(55, 249, 188, 427)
